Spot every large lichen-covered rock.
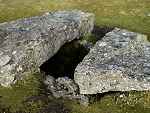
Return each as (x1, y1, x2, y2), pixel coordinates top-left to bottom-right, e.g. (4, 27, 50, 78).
(74, 28, 150, 94)
(0, 10, 94, 87)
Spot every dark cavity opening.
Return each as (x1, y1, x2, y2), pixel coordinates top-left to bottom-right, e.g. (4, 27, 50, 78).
(92, 25, 114, 40)
(40, 39, 89, 79)
(40, 26, 114, 79)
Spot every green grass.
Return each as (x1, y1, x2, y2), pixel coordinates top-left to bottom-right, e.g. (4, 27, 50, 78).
(0, 0, 149, 37)
(66, 91, 150, 113)
(0, 72, 46, 113)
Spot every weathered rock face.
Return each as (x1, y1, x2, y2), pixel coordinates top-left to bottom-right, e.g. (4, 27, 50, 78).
(74, 28, 150, 94)
(0, 10, 94, 87)
(44, 76, 79, 98)
(44, 75, 89, 106)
